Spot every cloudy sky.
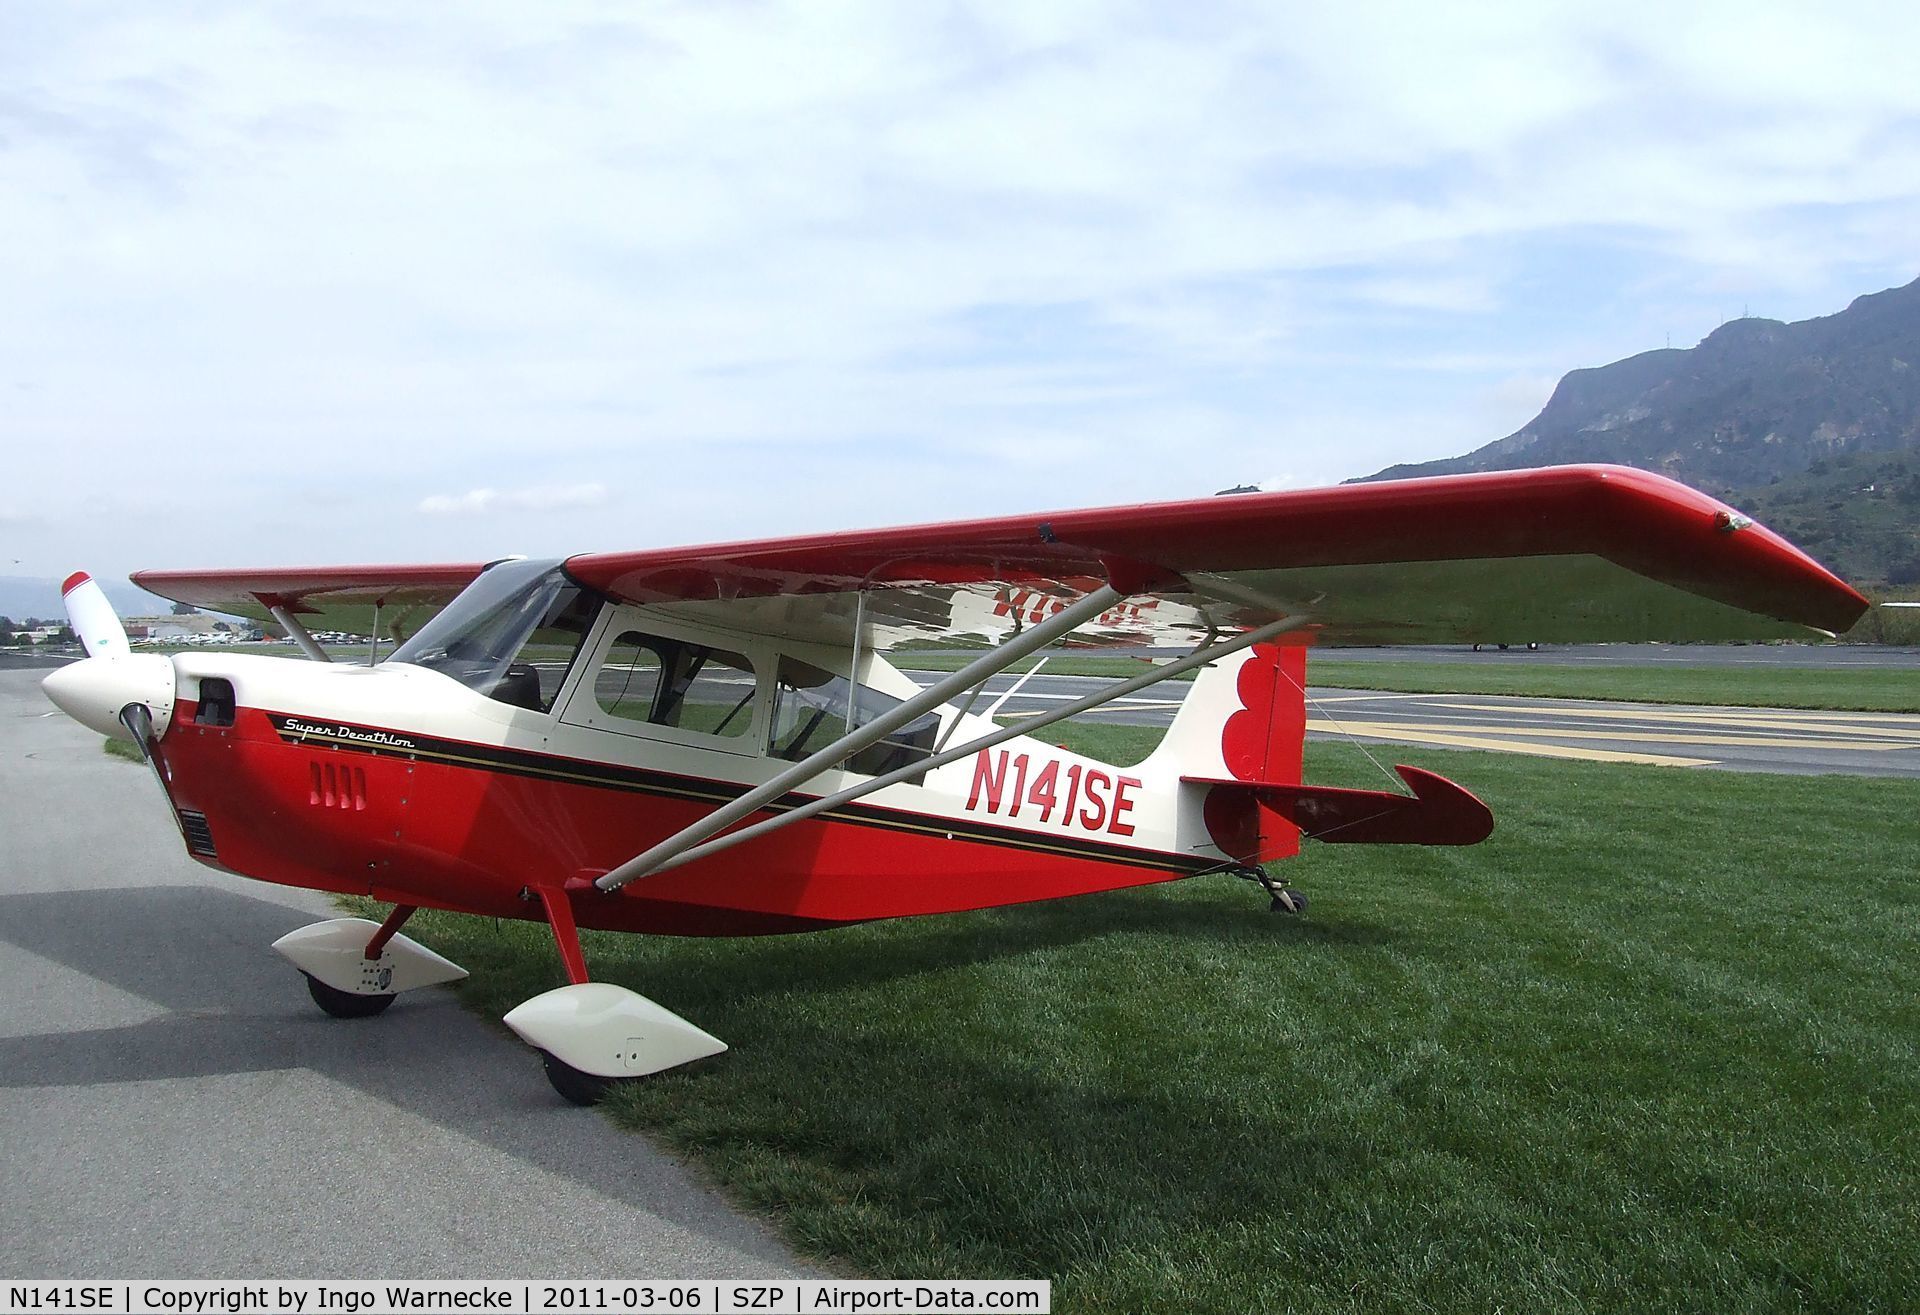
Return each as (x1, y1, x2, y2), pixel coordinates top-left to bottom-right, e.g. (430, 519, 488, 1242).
(4, 1, 1918, 584)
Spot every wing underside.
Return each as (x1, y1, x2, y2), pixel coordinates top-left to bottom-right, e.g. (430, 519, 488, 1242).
(130, 563, 489, 641)
(131, 466, 1868, 650)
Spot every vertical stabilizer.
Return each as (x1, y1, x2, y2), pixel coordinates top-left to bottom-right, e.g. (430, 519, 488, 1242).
(1146, 641, 1309, 865)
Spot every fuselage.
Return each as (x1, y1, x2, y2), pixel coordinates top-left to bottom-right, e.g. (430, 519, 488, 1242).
(90, 625, 1253, 936)
(43, 557, 1306, 935)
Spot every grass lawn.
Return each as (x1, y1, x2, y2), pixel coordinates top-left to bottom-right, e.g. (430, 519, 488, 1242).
(379, 727, 1919, 1313)
(899, 651, 1920, 713)
(101, 736, 144, 763)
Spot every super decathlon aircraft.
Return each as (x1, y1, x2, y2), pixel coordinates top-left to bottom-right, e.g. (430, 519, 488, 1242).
(43, 465, 1866, 1104)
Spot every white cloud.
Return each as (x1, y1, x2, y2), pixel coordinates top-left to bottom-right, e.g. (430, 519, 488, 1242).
(418, 484, 609, 516)
(2, 1, 1918, 579)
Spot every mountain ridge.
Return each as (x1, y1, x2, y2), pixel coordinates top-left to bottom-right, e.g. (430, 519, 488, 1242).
(1361, 276, 1920, 585)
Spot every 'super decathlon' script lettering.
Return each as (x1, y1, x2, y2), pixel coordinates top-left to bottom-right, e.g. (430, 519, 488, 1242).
(966, 749, 1140, 837)
(281, 718, 418, 751)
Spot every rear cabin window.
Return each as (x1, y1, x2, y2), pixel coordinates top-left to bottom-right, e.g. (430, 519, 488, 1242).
(595, 632, 758, 740)
(772, 657, 939, 782)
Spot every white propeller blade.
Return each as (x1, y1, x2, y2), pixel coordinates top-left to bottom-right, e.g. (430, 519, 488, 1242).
(61, 571, 131, 658)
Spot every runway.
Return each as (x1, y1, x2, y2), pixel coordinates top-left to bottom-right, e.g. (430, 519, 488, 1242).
(911, 670, 1920, 779)
(1307, 642, 1920, 670)
(0, 670, 811, 1278)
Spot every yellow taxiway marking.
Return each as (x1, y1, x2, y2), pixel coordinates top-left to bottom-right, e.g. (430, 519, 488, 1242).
(1306, 691, 1443, 704)
(1304, 719, 1716, 767)
(1313, 717, 1906, 753)
(1426, 702, 1920, 743)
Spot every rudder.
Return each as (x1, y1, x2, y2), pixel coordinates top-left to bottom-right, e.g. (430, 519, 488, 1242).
(1147, 641, 1310, 865)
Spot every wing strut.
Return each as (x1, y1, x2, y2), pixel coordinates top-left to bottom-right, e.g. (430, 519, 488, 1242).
(622, 609, 1316, 882)
(593, 583, 1126, 893)
(269, 606, 332, 663)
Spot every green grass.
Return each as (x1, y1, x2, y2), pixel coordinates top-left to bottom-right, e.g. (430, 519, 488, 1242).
(1303, 658, 1920, 713)
(900, 652, 1920, 713)
(101, 735, 144, 763)
(376, 727, 1919, 1313)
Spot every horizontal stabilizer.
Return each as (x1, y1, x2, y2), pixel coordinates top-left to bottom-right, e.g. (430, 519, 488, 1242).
(1184, 765, 1494, 846)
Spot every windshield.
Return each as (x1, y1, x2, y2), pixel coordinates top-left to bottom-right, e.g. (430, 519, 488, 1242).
(387, 559, 596, 711)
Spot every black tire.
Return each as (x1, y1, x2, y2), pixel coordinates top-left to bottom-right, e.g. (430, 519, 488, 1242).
(1269, 888, 1310, 915)
(303, 972, 396, 1019)
(540, 1051, 621, 1106)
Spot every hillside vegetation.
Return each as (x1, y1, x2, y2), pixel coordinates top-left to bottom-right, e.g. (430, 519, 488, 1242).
(1365, 276, 1920, 586)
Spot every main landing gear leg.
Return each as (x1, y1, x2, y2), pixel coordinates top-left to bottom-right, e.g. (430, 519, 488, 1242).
(1232, 866, 1311, 916)
(501, 884, 727, 1107)
(272, 906, 468, 1018)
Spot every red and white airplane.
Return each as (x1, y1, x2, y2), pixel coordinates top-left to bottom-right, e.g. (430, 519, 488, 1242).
(42, 466, 1866, 1103)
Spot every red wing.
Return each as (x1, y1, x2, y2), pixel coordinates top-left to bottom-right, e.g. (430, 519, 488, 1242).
(565, 465, 1866, 646)
(130, 466, 1868, 648)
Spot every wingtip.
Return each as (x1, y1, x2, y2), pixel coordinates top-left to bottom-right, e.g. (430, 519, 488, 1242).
(60, 571, 92, 597)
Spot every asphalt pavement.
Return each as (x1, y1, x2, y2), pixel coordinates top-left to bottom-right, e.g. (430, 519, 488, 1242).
(909, 670, 1920, 778)
(1309, 642, 1920, 669)
(0, 669, 813, 1279)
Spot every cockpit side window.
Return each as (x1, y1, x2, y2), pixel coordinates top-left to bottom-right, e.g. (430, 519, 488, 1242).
(386, 560, 597, 711)
(593, 631, 758, 740)
(772, 657, 938, 783)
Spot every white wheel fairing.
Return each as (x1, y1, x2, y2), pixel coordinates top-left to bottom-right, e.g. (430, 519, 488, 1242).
(502, 982, 727, 1078)
(272, 917, 468, 996)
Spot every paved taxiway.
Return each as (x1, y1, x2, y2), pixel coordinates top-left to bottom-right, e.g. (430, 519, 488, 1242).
(0, 670, 811, 1278)
(1304, 642, 1920, 669)
(907, 669, 1920, 779)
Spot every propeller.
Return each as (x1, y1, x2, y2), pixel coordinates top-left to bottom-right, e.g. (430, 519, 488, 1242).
(41, 572, 178, 755)
(61, 572, 131, 658)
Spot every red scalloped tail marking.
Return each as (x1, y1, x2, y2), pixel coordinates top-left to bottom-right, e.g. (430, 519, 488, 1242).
(1209, 642, 1309, 862)
(1218, 642, 1308, 782)
(61, 571, 92, 596)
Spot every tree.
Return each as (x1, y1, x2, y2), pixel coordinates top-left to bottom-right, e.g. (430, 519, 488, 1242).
(171, 602, 199, 616)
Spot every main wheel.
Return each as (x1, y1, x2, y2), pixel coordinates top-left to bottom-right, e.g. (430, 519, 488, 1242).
(1269, 888, 1310, 915)
(539, 1051, 626, 1106)
(303, 972, 396, 1019)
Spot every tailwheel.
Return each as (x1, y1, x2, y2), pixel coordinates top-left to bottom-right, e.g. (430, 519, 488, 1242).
(539, 1051, 630, 1107)
(1231, 865, 1310, 916)
(1268, 886, 1310, 915)
(303, 971, 396, 1018)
